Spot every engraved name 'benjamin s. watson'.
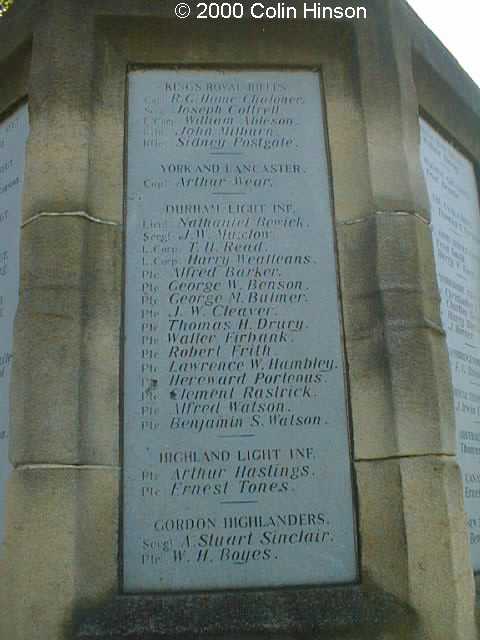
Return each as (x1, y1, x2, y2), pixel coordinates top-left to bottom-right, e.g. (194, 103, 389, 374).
(123, 70, 357, 592)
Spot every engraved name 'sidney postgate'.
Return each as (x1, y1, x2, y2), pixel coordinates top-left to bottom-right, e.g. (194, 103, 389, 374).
(420, 119, 480, 570)
(0, 103, 28, 550)
(124, 70, 357, 592)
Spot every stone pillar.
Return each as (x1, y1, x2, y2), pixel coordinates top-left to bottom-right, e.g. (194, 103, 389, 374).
(3, 2, 120, 638)
(341, 2, 477, 637)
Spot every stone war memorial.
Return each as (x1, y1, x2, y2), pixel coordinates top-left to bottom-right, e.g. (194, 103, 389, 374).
(0, 0, 479, 638)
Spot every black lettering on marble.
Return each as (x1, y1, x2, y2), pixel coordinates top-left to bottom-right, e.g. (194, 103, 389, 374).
(124, 70, 356, 591)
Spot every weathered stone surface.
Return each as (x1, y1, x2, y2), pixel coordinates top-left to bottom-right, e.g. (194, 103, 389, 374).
(19, 213, 121, 292)
(0, 567, 10, 639)
(355, 460, 409, 601)
(346, 332, 398, 457)
(400, 456, 476, 640)
(10, 215, 122, 465)
(74, 586, 415, 640)
(320, 43, 373, 225)
(385, 327, 455, 454)
(355, 0, 430, 218)
(337, 213, 441, 340)
(3, 467, 118, 640)
(0, 42, 31, 115)
(357, 456, 477, 640)
(22, 0, 96, 221)
(345, 324, 455, 460)
(336, 211, 455, 460)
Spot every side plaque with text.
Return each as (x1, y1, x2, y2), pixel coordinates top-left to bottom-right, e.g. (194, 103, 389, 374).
(420, 118, 480, 570)
(0, 103, 28, 549)
(124, 70, 357, 592)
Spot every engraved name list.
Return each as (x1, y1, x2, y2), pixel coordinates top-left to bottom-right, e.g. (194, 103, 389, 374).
(123, 70, 357, 592)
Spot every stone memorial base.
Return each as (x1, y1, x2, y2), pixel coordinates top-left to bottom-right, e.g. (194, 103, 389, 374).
(74, 588, 413, 639)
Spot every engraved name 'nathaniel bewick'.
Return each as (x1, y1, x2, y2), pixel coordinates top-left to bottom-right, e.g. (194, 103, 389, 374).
(420, 119, 480, 571)
(123, 70, 357, 592)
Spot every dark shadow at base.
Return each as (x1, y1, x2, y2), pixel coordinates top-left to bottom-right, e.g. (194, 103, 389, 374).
(71, 582, 418, 640)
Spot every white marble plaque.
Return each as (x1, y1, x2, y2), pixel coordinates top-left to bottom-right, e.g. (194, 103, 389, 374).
(420, 118, 480, 569)
(0, 103, 28, 550)
(124, 70, 357, 592)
